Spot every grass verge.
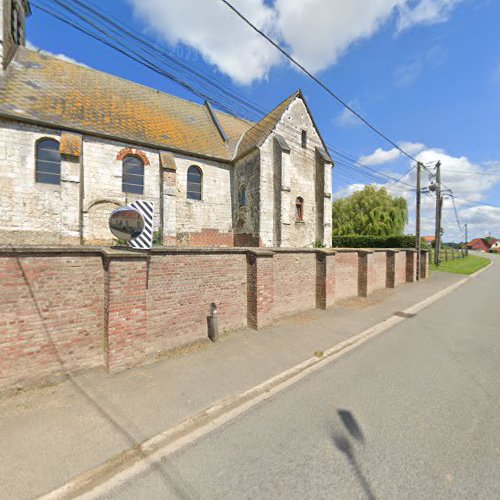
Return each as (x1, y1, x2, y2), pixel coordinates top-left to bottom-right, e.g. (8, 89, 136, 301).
(430, 255, 490, 275)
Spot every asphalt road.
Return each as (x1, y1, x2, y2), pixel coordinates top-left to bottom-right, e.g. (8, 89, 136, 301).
(102, 256, 500, 500)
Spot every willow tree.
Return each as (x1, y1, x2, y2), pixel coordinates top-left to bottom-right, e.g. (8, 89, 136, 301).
(332, 186, 408, 236)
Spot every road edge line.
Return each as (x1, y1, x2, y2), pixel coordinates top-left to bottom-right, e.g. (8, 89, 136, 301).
(39, 276, 473, 500)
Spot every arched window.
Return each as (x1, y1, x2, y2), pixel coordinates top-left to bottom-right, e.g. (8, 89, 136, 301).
(295, 197, 304, 221)
(122, 156, 144, 195)
(36, 138, 61, 185)
(187, 165, 202, 200)
(240, 185, 246, 207)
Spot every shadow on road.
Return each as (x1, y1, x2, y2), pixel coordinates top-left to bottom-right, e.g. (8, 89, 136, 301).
(332, 409, 376, 500)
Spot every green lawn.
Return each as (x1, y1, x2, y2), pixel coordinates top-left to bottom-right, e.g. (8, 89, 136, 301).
(430, 255, 491, 275)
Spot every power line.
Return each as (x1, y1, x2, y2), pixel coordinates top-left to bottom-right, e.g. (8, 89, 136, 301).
(34, 0, 416, 190)
(34, 0, 432, 204)
(218, 0, 421, 164)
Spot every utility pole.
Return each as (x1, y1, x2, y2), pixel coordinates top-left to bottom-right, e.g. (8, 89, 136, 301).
(464, 223, 468, 256)
(416, 162, 422, 280)
(434, 161, 442, 266)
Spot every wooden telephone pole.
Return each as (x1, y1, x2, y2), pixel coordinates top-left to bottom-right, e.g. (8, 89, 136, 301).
(416, 162, 422, 280)
(434, 161, 442, 266)
(464, 223, 468, 256)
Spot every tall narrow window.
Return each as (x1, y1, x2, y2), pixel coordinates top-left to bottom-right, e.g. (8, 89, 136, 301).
(36, 139, 61, 185)
(301, 130, 307, 149)
(295, 197, 304, 221)
(11, 1, 21, 45)
(187, 165, 202, 200)
(240, 185, 246, 207)
(122, 156, 144, 194)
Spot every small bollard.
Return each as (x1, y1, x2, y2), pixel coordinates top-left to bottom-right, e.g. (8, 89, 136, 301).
(207, 302, 219, 342)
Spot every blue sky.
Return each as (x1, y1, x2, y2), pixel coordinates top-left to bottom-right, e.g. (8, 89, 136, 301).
(26, 0, 500, 240)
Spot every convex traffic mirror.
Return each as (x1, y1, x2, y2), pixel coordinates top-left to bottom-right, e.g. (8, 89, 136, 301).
(109, 206, 145, 241)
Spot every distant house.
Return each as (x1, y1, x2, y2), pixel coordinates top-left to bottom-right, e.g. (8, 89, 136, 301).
(467, 238, 492, 252)
(423, 236, 436, 244)
(489, 240, 500, 253)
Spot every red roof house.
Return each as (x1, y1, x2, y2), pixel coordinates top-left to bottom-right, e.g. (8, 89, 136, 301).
(466, 238, 491, 252)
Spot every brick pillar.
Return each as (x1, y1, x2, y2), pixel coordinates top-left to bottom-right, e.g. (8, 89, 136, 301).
(386, 250, 397, 289)
(358, 250, 374, 297)
(406, 250, 417, 282)
(316, 249, 336, 309)
(247, 249, 274, 329)
(103, 251, 149, 372)
(420, 249, 430, 279)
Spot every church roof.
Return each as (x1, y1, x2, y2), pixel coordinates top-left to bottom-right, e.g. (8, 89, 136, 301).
(0, 47, 254, 161)
(234, 89, 332, 163)
(235, 91, 299, 160)
(0, 47, 331, 164)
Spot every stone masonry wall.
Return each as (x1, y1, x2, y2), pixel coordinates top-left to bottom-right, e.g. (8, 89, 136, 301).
(0, 247, 426, 391)
(175, 154, 234, 246)
(0, 119, 235, 247)
(233, 150, 260, 246)
(0, 120, 80, 244)
(83, 136, 161, 244)
(258, 97, 333, 248)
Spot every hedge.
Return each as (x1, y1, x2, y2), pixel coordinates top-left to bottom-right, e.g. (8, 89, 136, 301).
(331, 235, 426, 249)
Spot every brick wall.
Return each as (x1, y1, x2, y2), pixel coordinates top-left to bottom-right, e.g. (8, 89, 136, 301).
(273, 251, 317, 317)
(146, 251, 248, 357)
(372, 251, 388, 292)
(0, 246, 425, 390)
(395, 251, 407, 286)
(334, 251, 359, 300)
(0, 251, 104, 389)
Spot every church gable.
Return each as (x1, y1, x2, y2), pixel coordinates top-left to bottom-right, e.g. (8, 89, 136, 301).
(235, 91, 331, 164)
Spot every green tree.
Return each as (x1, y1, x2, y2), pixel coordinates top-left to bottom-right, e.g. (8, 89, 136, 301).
(332, 186, 408, 236)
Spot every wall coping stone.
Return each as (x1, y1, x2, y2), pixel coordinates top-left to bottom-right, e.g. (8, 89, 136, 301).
(247, 248, 275, 257)
(269, 248, 318, 254)
(0, 245, 106, 256)
(150, 247, 248, 256)
(316, 249, 337, 256)
(357, 249, 375, 255)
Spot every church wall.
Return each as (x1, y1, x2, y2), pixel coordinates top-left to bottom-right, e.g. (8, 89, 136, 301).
(233, 150, 261, 246)
(174, 153, 234, 246)
(82, 137, 161, 244)
(0, 119, 80, 244)
(259, 98, 333, 248)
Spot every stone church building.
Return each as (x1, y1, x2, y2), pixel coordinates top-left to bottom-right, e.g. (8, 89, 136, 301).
(0, 0, 333, 248)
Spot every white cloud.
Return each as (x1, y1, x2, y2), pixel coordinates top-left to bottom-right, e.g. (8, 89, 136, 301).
(358, 142, 425, 165)
(128, 0, 463, 85)
(128, 0, 280, 85)
(396, 0, 463, 32)
(351, 144, 500, 241)
(26, 41, 89, 68)
(359, 147, 401, 166)
(399, 142, 426, 155)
